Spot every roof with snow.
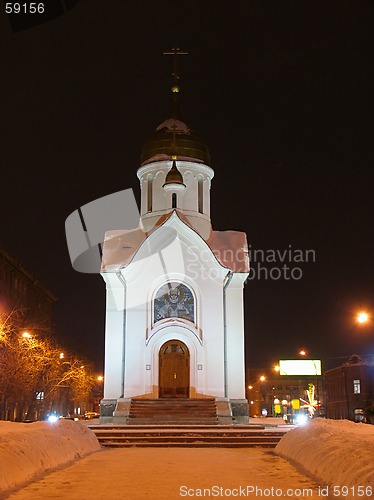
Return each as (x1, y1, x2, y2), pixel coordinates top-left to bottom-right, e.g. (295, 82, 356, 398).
(101, 210, 249, 274)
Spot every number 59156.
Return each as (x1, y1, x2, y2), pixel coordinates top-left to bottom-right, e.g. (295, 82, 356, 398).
(5, 3, 45, 14)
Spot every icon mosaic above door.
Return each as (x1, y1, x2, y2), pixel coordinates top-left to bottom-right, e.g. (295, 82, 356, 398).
(154, 282, 194, 323)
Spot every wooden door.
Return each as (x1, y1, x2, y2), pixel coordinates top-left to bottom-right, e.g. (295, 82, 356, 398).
(159, 340, 189, 398)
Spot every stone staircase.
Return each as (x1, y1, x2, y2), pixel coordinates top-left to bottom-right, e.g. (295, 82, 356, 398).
(88, 425, 287, 448)
(126, 398, 219, 425)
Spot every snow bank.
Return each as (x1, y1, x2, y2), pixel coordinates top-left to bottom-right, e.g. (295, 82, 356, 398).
(0, 419, 101, 494)
(275, 418, 374, 495)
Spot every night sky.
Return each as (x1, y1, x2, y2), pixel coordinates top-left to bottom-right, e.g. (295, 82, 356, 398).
(1, 1, 373, 374)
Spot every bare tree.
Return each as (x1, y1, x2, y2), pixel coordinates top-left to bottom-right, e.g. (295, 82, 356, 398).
(0, 310, 97, 421)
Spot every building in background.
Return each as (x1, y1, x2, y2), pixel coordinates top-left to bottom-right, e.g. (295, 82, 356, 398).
(325, 354, 374, 422)
(246, 366, 324, 422)
(0, 244, 57, 329)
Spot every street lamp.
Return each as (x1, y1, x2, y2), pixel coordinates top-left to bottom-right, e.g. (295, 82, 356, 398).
(247, 376, 266, 416)
(357, 311, 369, 324)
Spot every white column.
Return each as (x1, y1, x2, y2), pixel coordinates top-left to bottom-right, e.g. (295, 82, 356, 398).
(102, 273, 126, 399)
(224, 273, 248, 399)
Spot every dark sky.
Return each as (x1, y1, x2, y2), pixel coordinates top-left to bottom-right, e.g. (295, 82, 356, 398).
(1, 0, 373, 374)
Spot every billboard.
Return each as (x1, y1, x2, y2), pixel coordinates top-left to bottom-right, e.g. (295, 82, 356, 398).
(279, 359, 322, 376)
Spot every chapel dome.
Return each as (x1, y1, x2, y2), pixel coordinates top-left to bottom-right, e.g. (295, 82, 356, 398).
(140, 117, 210, 166)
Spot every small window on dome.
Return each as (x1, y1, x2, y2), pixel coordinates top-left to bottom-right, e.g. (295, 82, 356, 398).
(147, 175, 153, 212)
(198, 176, 204, 213)
(172, 193, 177, 209)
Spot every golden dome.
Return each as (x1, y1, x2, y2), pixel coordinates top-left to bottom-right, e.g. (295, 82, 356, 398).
(140, 117, 210, 166)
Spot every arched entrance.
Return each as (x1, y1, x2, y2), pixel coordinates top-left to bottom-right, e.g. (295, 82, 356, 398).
(159, 340, 190, 398)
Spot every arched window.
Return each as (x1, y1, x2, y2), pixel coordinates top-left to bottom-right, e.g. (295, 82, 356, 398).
(172, 192, 177, 209)
(198, 176, 204, 214)
(154, 282, 195, 324)
(147, 175, 153, 212)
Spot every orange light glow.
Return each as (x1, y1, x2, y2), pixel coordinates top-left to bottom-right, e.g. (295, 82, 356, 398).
(357, 312, 369, 324)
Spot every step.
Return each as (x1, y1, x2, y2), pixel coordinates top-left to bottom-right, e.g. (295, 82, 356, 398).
(127, 420, 218, 425)
(88, 424, 267, 430)
(96, 436, 282, 444)
(131, 398, 215, 402)
(88, 425, 286, 448)
(91, 430, 284, 437)
(126, 397, 219, 426)
(95, 431, 284, 441)
(96, 442, 280, 448)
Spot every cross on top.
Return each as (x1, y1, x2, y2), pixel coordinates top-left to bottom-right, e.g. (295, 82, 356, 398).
(163, 47, 188, 93)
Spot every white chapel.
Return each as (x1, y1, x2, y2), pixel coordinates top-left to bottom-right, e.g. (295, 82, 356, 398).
(99, 57, 250, 424)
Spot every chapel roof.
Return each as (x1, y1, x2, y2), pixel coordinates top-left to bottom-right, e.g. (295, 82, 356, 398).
(101, 211, 249, 274)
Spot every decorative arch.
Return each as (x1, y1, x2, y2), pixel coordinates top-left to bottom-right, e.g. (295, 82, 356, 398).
(145, 325, 203, 397)
(153, 281, 195, 325)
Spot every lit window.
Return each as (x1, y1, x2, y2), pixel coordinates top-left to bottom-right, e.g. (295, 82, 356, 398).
(353, 379, 361, 394)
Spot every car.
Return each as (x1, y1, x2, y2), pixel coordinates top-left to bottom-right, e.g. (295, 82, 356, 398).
(84, 411, 100, 420)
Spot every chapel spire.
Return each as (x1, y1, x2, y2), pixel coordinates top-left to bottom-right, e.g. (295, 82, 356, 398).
(163, 46, 188, 119)
(140, 48, 210, 166)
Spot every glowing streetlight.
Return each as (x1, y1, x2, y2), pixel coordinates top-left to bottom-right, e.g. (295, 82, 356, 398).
(97, 375, 103, 382)
(274, 365, 280, 372)
(357, 312, 369, 324)
(248, 376, 266, 391)
(22, 332, 32, 339)
(59, 352, 64, 359)
(299, 349, 307, 356)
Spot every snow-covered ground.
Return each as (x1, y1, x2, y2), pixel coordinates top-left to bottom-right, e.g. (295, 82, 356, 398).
(0, 419, 100, 495)
(4, 442, 320, 500)
(249, 416, 294, 427)
(275, 418, 374, 499)
(1, 418, 373, 499)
